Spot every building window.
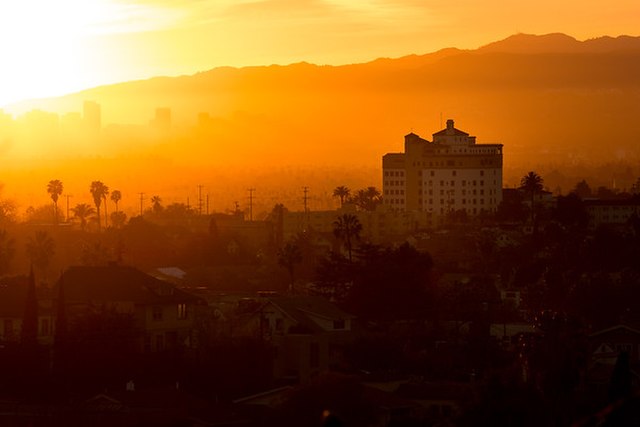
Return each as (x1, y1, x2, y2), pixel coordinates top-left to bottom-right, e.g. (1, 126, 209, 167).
(177, 303, 188, 320)
(462, 180, 466, 186)
(430, 171, 435, 176)
(452, 170, 457, 176)
(440, 180, 444, 186)
(276, 318, 284, 332)
(480, 180, 484, 186)
(480, 170, 485, 176)
(333, 319, 345, 329)
(450, 181, 455, 186)
(152, 306, 163, 321)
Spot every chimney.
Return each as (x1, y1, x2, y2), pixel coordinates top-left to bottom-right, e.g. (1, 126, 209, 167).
(446, 119, 454, 130)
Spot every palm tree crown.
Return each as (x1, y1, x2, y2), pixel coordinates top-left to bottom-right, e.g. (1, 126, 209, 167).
(71, 203, 96, 231)
(47, 179, 63, 224)
(90, 181, 109, 230)
(332, 186, 351, 208)
(110, 190, 122, 212)
(333, 213, 363, 262)
(520, 171, 544, 227)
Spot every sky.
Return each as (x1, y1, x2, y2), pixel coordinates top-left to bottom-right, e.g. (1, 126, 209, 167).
(0, 0, 638, 106)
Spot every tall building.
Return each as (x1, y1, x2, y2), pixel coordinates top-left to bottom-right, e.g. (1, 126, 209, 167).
(83, 100, 101, 131)
(382, 119, 503, 225)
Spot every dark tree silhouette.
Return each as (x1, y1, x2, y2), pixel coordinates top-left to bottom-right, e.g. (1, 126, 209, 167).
(26, 231, 55, 281)
(0, 229, 15, 275)
(151, 195, 163, 213)
(332, 186, 351, 208)
(71, 203, 95, 231)
(520, 171, 544, 228)
(278, 242, 303, 293)
(47, 179, 63, 225)
(352, 187, 382, 211)
(110, 189, 122, 213)
(333, 213, 362, 262)
(21, 268, 38, 346)
(90, 181, 109, 231)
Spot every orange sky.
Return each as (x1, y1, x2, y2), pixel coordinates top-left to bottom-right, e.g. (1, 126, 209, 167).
(0, 0, 638, 106)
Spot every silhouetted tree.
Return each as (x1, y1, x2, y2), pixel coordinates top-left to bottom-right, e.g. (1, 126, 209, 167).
(267, 203, 287, 249)
(352, 187, 382, 211)
(333, 213, 362, 262)
(47, 179, 63, 225)
(26, 231, 55, 281)
(520, 171, 544, 228)
(151, 195, 163, 213)
(110, 189, 122, 212)
(573, 179, 592, 199)
(110, 210, 127, 229)
(89, 181, 109, 231)
(278, 242, 302, 293)
(71, 203, 95, 231)
(332, 186, 351, 208)
(21, 268, 38, 346)
(0, 229, 15, 275)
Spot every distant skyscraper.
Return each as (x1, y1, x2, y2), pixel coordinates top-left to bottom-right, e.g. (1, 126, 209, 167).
(83, 100, 101, 131)
(382, 119, 503, 225)
(151, 107, 171, 131)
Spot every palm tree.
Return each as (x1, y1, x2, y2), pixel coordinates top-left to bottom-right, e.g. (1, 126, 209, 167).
(333, 213, 363, 262)
(71, 203, 96, 231)
(151, 195, 163, 213)
(278, 242, 303, 293)
(352, 187, 382, 211)
(332, 186, 351, 208)
(26, 231, 55, 281)
(520, 171, 544, 227)
(90, 181, 109, 231)
(110, 190, 122, 213)
(47, 179, 63, 225)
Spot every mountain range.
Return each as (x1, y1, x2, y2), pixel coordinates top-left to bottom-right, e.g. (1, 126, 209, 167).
(4, 33, 640, 196)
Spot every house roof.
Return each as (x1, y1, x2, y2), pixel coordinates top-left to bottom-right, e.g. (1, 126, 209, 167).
(589, 324, 640, 338)
(432, 127, 469, 137)
(57, 265, 202, 306)
(268, 296, 354, 333)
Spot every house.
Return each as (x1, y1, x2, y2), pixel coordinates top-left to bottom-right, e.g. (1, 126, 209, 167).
(234, 295, 356, 384)
(57, 265, 205, 352)
(589, 324, 640, 365)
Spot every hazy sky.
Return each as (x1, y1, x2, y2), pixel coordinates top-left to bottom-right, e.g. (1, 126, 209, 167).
(0, 0, 638, 106)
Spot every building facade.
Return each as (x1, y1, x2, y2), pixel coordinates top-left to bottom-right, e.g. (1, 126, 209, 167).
(383, 119, 503, 225)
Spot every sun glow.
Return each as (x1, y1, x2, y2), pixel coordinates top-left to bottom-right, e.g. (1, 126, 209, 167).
(0, 0, 178, 107)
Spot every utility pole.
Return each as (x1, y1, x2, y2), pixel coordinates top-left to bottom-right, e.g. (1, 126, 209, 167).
(206, 194, 209, 215)
(138, 192, 145, 216)
(303, 186, 309, 230)
(302, 186, 309, 213)
(197, 185, 204, 215)
(65, 195, 72, 222)
(248, 188, 255, 221)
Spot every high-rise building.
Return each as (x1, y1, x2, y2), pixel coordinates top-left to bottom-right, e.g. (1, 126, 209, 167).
(382, 119, 503, 224)
(83, 100, 101, 131)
